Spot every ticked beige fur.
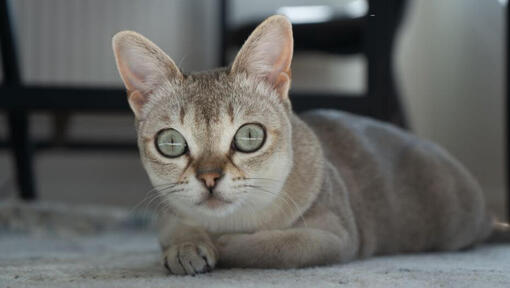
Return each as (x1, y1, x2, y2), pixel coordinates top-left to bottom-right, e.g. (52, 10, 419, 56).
(113, 15, 502, 275)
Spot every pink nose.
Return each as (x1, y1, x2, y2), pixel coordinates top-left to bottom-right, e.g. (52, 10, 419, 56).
(197, 172, 222, 191)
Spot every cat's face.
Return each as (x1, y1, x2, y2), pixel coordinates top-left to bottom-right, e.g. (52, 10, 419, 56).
(113, 16, 295, 220)
(136, 72, 293, 218)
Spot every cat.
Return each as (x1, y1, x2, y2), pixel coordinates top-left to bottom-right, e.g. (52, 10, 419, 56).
(112, 15, 508, 275)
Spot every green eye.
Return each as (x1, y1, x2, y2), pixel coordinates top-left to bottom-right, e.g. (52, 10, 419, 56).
(156, 129, 188, 158)
(233, 124, 265, 153)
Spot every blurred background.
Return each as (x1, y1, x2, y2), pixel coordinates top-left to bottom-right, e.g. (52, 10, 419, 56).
(0, 0, 507, 219)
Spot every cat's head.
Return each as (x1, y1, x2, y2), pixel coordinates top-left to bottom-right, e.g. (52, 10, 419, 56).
(112, 16, 294, 220)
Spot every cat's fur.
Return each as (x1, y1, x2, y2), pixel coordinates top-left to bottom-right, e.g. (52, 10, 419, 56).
(113, 15, 506, 275)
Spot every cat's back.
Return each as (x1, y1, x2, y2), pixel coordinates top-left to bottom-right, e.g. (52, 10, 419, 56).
(300, 109, 491, 256)
(300, 109, 421, 171)
(300, 109, 415, 156)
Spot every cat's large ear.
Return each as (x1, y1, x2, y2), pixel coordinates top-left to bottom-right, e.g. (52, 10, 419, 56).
(112, 31, 182, 118)
(231, 15, 293, 99)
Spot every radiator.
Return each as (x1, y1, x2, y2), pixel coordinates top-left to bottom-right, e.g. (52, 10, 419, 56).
(9, 0, 219, 86)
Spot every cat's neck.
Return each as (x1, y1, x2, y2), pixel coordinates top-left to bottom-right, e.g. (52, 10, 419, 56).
(273, 113, 325, 227)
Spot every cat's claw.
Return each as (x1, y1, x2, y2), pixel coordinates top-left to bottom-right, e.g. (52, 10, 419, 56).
(162, 242, 217, 275)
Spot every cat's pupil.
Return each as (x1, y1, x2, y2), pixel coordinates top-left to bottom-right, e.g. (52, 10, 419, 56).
(156, 128, 187, 158)
(234, 124, 265, 153)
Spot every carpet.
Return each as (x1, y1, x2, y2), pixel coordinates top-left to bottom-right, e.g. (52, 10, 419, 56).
(1, 200, 509, 288)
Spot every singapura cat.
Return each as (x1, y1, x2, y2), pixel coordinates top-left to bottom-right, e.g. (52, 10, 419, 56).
(112, 15, 509, 275)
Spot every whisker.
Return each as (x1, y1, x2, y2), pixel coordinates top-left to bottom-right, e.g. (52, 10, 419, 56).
(127, 182, 184, 219)
(153, 190, 190, 214)
(244, 192, 292, 229)
(242, 177, 282, 183)
(239, 184, 307, 228)
(242, 196, 267, 230)
(161, 188, 185, 196)
(128, 186, 165, 216)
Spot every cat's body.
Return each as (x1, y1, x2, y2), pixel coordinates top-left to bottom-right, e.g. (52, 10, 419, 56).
(302, 110, 491, 256)
(113, 16, 505, 275)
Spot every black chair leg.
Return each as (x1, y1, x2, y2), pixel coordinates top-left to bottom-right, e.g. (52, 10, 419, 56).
(8, 110, 36, 200)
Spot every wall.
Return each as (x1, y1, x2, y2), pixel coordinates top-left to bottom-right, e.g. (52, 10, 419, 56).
(396, 0, 506, 218)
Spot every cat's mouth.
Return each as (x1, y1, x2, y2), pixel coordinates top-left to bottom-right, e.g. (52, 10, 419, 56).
(196, 194, 232, 209)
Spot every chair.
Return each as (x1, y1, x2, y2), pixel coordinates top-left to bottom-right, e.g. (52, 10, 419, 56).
(0, 0, 131, 200)
(220, 0, 409, 126)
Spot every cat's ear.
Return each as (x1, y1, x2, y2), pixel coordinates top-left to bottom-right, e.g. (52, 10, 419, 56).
(231, 15, 293, 99)
(112, 31, 182, 118)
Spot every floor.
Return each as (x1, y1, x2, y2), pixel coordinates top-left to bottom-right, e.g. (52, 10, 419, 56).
(1, 200, 509, 288)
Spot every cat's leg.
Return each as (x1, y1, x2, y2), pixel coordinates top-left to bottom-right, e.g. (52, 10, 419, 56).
(217, 227, 356, 269)
(159, 217, 217, 275)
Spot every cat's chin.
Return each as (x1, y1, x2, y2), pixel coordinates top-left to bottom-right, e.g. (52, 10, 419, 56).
(193, 196, 243, 218)
(197, 196, 231, 210)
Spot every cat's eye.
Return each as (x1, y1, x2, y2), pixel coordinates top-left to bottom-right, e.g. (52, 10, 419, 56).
(155, 129, 188, 158)
(233, 124, 265, 153)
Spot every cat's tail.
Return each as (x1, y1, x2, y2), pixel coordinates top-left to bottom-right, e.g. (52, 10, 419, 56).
(486, 219, 510, 243)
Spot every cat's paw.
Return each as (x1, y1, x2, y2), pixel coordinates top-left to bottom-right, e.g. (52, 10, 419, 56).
(162, 241, 217, 276)
(217, 233, 244, 250)
(216, 233, 251, 267)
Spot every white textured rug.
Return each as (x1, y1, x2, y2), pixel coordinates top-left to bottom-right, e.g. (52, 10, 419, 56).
(1, 201, 509, 288)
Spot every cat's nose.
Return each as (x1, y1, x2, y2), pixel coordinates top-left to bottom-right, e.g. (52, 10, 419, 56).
(197, 170, 223, 192)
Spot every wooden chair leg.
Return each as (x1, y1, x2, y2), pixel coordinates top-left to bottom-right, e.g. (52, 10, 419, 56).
(506, 2, 510, 221)
(8, 110, 36, 200)
(53, 112, 71, 145)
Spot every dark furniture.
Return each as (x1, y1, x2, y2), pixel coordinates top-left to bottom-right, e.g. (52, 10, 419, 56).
(1, 0, 410, 202)
(0, 0, 132, 201)
(507, 2, 510, 220)
(221, 0, 409, 127)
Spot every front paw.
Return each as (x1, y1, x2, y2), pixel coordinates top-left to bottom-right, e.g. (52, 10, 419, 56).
(216, 234, 251, 267)
(217, 234, 244, 249)
(162, 241, 217, 275)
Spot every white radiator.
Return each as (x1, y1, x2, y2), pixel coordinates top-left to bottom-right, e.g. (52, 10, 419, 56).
(9, 0, 219, 86)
